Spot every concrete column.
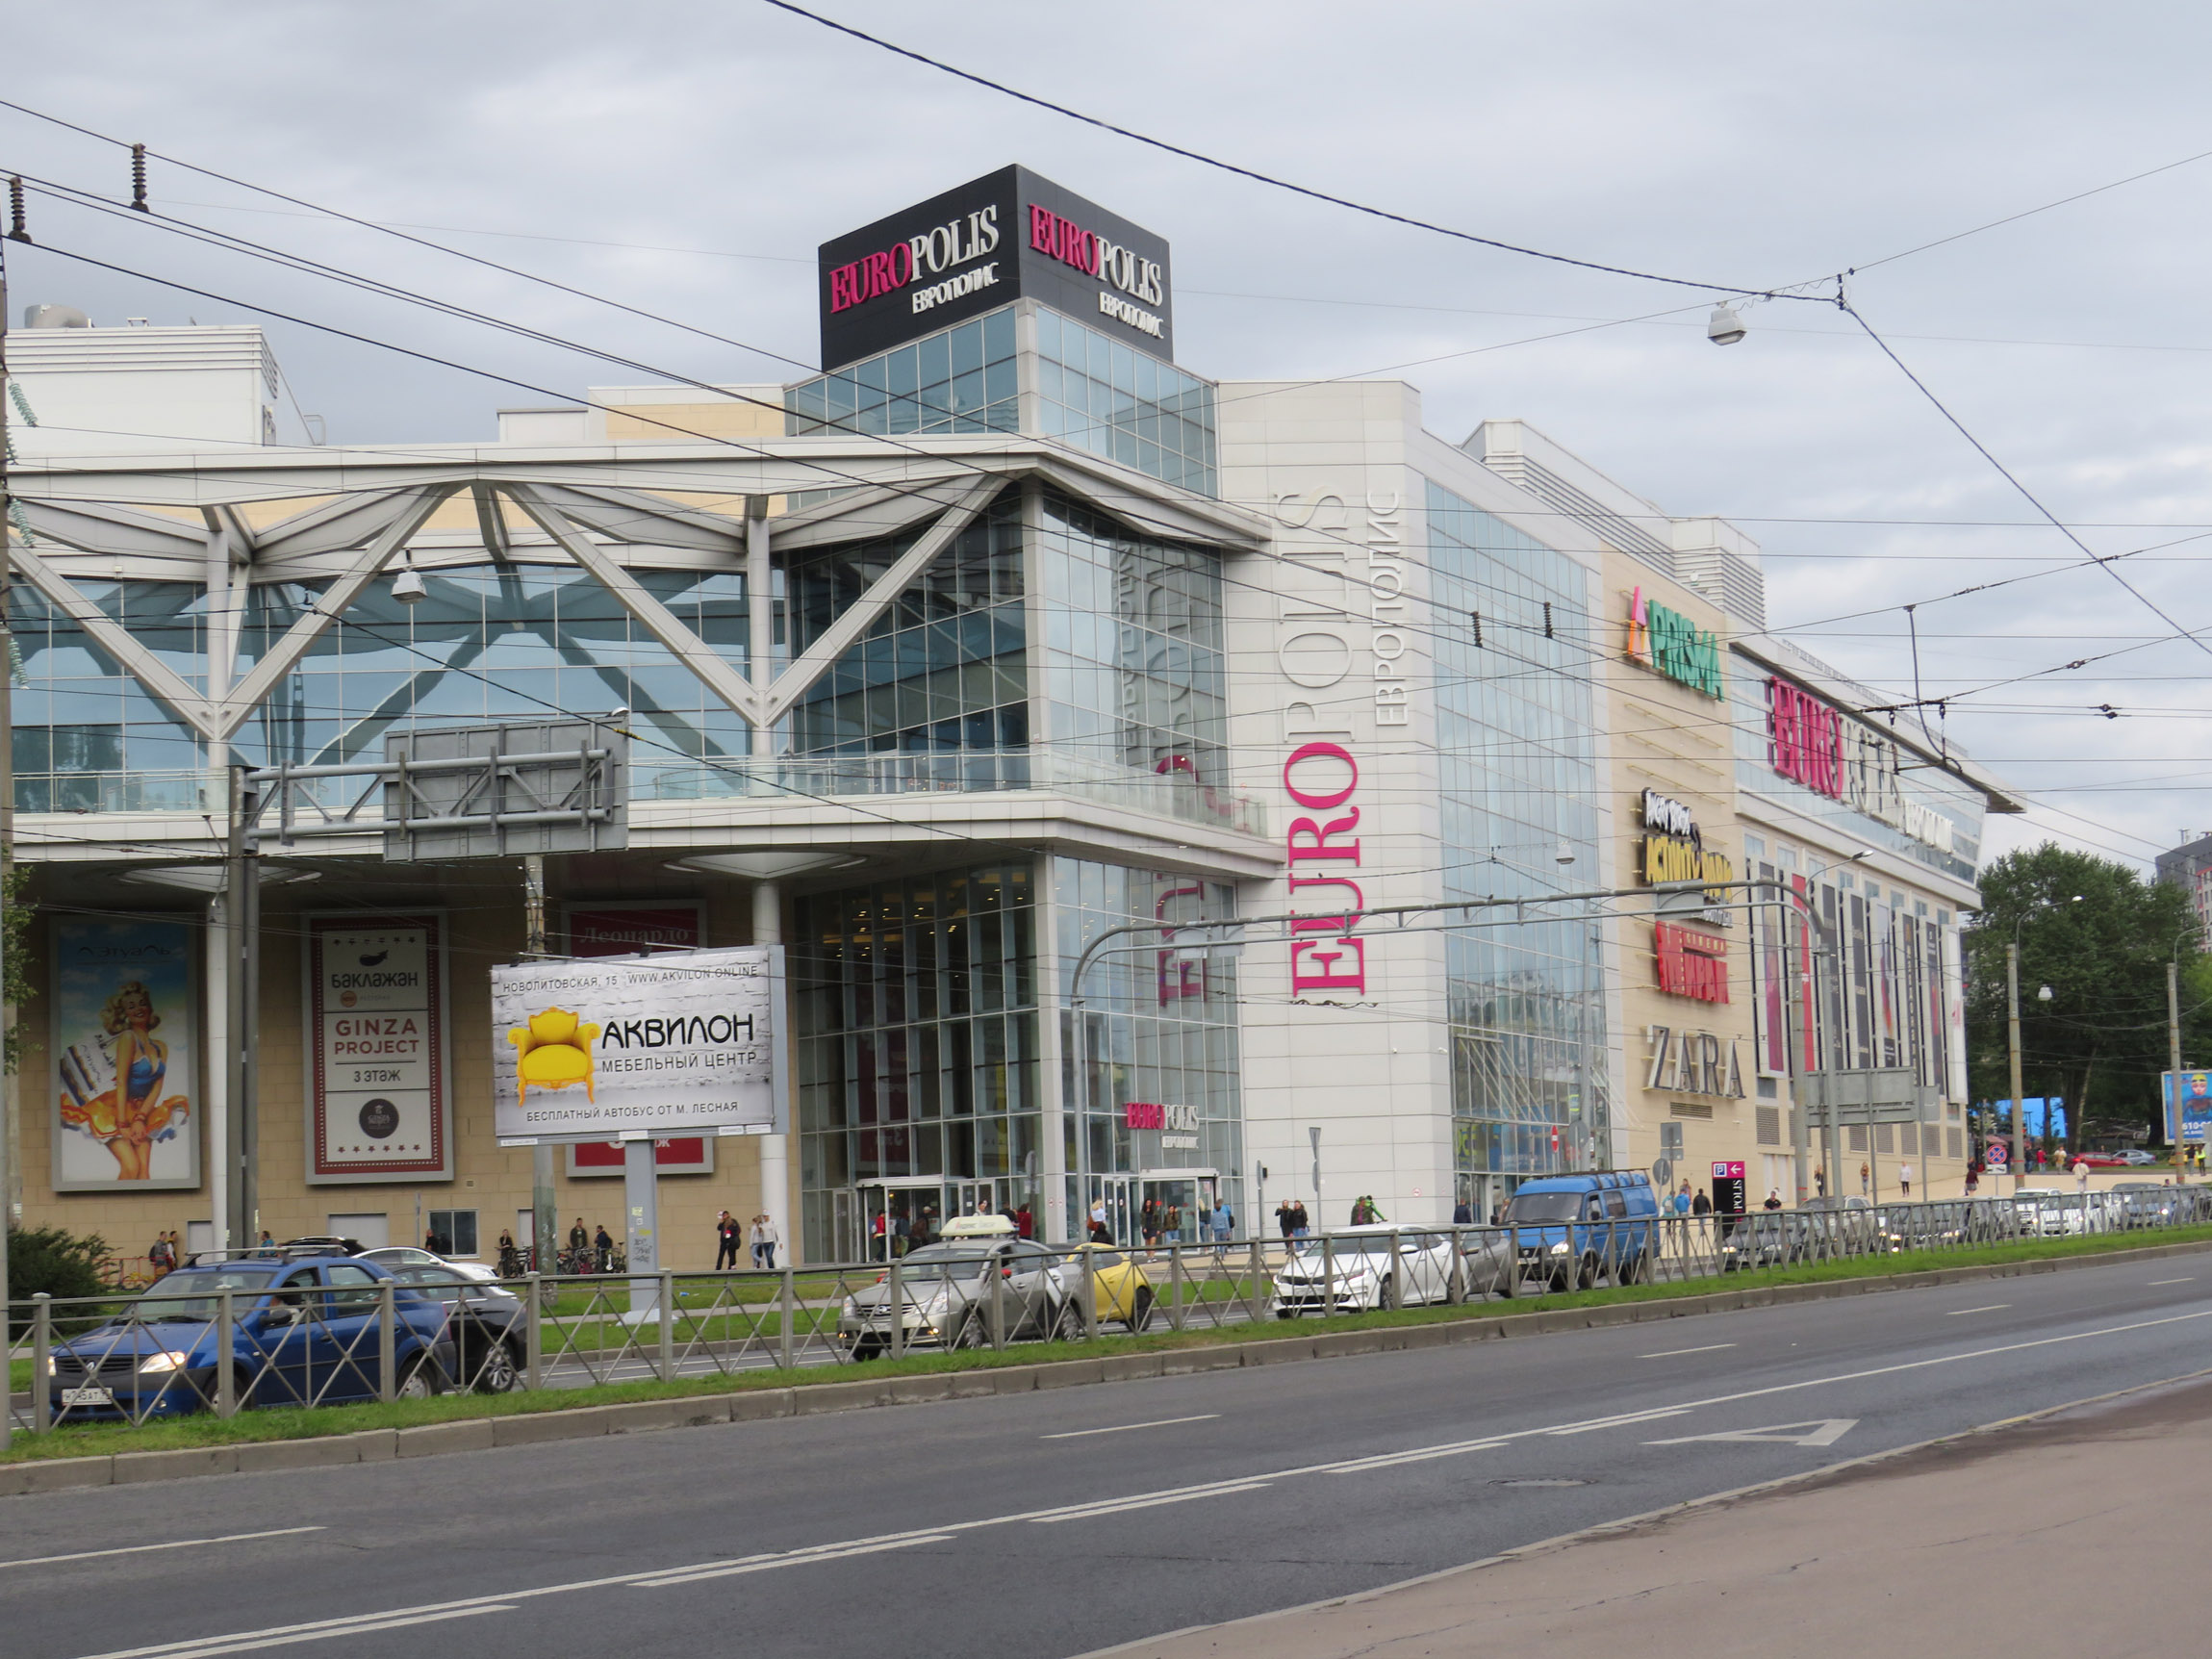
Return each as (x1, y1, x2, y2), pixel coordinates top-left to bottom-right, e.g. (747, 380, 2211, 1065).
(754, 877, 788, 1258)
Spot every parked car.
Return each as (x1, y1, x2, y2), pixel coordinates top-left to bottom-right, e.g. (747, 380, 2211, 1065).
(1270, 1227, 1458, 1316)
(377, 1262, 523, 1391)
(1497, 1172, 1661, 1290)
(46, 1254, 454, 1420)
(1794, 1196, 1877, 1256)
(2119, 1150, 2162, 1166)
(1718, 1210, 1794, 1270)
(1050, 1244, 1157, 1332)
(838, 1238, 1062, 1358)
(361, 1245, 502, 1285)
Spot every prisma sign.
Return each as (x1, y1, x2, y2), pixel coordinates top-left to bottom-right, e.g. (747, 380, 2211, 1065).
(819, 164, 1175, 368)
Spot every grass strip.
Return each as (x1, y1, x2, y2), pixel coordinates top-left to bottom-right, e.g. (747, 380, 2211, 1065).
(9, 1221, 2210, 1465)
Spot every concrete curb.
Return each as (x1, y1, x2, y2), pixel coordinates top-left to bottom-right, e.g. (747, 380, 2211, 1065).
(8, 1234, 2208, 1498)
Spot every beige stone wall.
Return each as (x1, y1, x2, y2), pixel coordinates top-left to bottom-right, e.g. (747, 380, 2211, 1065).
(15, 866, 797, 1270)
(1600, 549, 1760, 1197)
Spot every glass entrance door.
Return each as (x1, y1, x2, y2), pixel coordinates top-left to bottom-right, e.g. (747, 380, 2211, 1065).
(1081, 1175, 1134, 1247)
(856, 1180, 950, 1258)
(1138, 1172, 1217, 1244)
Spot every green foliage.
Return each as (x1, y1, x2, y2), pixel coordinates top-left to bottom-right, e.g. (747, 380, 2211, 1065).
(1964, 844, 2203, 1140)
(6, 1223, 111, 1334)
(1, 861, 31, 1074)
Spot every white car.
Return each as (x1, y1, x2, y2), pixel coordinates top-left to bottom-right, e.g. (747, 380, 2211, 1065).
(1270, 1226, 1457, 1317)
(362, 1245, 501, 1284)
(2014, 1192, 2109, 1237)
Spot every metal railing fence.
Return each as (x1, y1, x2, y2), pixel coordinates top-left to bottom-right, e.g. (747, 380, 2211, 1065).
(13, 1188, 2211, 1439)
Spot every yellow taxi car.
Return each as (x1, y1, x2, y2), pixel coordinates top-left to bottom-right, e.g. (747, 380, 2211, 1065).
(1050, 1242, 1157, 1333)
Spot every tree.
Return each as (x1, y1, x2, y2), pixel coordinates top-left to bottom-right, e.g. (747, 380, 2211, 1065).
(1963, 843, 2209, 1145)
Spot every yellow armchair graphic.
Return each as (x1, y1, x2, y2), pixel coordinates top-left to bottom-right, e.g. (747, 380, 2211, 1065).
(508, 1007, 601, 1106)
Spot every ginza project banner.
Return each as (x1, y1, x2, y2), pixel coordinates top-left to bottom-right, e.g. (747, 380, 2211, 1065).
(492, 947, 785, 1143)
(305, 914, 452, 1185)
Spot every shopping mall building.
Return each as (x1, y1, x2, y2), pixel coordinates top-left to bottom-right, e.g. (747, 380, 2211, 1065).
(1, 164, 2017, 1265)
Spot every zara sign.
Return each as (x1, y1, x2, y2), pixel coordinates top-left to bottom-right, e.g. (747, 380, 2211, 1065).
(818, 164, 1176, 369)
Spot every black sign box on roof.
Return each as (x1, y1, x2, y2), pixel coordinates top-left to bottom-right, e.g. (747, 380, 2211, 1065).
(818, 164, 1174, 371)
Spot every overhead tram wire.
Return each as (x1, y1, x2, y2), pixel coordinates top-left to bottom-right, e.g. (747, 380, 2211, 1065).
(755, 1, 1822, 306)
(12, 152, 2202, 686)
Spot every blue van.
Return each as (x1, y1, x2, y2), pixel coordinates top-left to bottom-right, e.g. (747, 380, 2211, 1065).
(1498, 1171, 1661, 1291)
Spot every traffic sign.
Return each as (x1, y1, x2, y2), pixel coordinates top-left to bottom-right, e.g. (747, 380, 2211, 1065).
(1984, 1140, 2010, 1168)
(1651, 1157, 1674, 1188)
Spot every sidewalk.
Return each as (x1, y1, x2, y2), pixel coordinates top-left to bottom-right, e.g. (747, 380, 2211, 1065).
(1098, 1375, 2212, 1659)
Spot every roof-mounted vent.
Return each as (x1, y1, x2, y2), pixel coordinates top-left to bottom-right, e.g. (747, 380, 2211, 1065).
(23, 304, 91, 328)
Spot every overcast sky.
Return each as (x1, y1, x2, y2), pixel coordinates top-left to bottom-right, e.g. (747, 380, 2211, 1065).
(7, 0, 2211, 875)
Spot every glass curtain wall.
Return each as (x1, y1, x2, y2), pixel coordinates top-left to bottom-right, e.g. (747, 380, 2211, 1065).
(1036, 489, 1229, 803)
(11, 579, 211, 812)
(1055, 857, 1242, 1238)
(782, 489, 1028, 780)
(1030, 308, 1217, 496)
(1426, 481, 1608, 1211)
(784, 302, 1219, 497)
(792, 865, 1041, 1263)
(786, 309, 1019, 438)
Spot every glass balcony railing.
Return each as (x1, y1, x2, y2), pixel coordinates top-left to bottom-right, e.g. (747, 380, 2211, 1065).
(635, 749, 1265, 837)
(15, 753, 1268, 839)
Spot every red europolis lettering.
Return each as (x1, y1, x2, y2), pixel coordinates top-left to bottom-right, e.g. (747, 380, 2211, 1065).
(1282, 741, 1357, 810)
(1284, 738, 1367, 996)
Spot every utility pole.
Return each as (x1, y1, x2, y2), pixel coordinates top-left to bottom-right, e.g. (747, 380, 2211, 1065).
(2170, 957, 2186, 1187)
(2006, 941, 2026, 1194)
(0, 222, 15, 1451)
(524, 855, 556, 1268)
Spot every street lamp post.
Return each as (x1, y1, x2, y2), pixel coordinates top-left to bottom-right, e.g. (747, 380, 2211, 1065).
(2006, 942, 2026, 1195)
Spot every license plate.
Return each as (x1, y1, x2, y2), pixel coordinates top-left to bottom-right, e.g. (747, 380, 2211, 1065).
(60, 1387, 114, 1407)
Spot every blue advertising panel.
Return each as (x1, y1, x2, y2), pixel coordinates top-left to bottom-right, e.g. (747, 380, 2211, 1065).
(2164, 1071, 2212, 1144)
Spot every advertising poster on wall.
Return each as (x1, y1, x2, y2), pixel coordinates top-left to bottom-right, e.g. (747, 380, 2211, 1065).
(305, 914, 452, 1185)
(493, 946, 784, 1143)
(52, 916, 200, 1191)
(560, 904, 713, 1176)
(2164, 1071, 2212, 1145)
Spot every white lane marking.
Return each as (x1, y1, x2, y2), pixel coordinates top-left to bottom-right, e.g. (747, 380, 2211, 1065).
(632, 1535, 955, 1586)
(1320, 1440, 1507, 1474)
(88, 1606, 512, 1659)
(0, 1527, 323, 1570)
(1546, 1407, 1693, 1436)
(1648, 1417, 1858, 1448)
(2150, 1277, 2195, 1286)
(1031, 1484, 1272, 1523)
(1042, 1414, 1220, 1440)
(1946, 1305, 2010, 1315)
(1640, 1342, 1737, 1359)
(80, 1304, 2212, 1659)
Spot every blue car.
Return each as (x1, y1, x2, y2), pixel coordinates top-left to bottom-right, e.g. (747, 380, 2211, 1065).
(1499, 1171, 1661, 1291)
(46, 1253, 456, 1422)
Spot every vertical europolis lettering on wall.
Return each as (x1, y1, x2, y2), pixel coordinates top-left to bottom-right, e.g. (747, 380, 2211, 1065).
(1268, 486, 1411, 1004)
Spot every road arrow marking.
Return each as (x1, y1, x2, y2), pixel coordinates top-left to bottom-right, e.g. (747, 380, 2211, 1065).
(1646, 1417, 1859, 1447)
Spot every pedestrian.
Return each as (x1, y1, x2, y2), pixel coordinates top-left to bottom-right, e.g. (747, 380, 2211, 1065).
(1815, 1165, 1827, 1197)
(1164, 1202, 1182, 1245)
(1672, 1185, 1691, 1216)
(594, 1222, 614, 1270)
(1213, 1200, 1233, 1244)
(1015, 1203, 1034, 1239)
(892, 1210, 910, 1256)
(750, 1212, 779, 1271)
(496, 1229, 522, 1277)
(1899, 1161, 1914, 1198)
(568, 1216, 589, 1265)
(2074, 1154, 2093, 1195)
(1691, 1188, 1713, 1217)
(715, 1210, 741, 1271)
(1452, 1196, 1473, 1225)
(1291, 1199, 1310, 1238)
(1859, 1161, 1870, 1196)
(1277, 1199, 1295, 1241)
(147, 1231, 169, 1273)
(1763, 1189, 1783, 1211)
(1964, 1165, 1980, 1199)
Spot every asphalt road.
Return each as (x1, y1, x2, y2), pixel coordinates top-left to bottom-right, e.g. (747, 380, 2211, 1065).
(6, 1251, 2210, 1659)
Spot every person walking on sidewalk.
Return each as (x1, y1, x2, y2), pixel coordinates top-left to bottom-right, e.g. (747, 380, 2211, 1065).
(1899, 1161, 1914, 1198)
(2075, 1153, 2093, 1196)
(594, 1223, 614, 1270)
(715, 1211, 741, 1271)
(750, 1212, 779, 1271)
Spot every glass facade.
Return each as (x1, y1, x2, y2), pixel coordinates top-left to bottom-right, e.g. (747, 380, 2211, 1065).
(1037, 490, 1229, 795)
(792, 864, 1041, 1263)
(785, 302, 1218, 497)
(1728, 664, 1985, 883)
(786, 308, 1020, 438)
(1031, 307, 1216, 496)
(1055, 856, 1242, 1223)
(785, 488, 1027, 759)
(1426, 480, 1609, 1207)
(11, 579, 211, 812)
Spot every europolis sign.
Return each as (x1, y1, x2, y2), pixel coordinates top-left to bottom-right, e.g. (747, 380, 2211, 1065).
(819, 164, 1175, 369)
